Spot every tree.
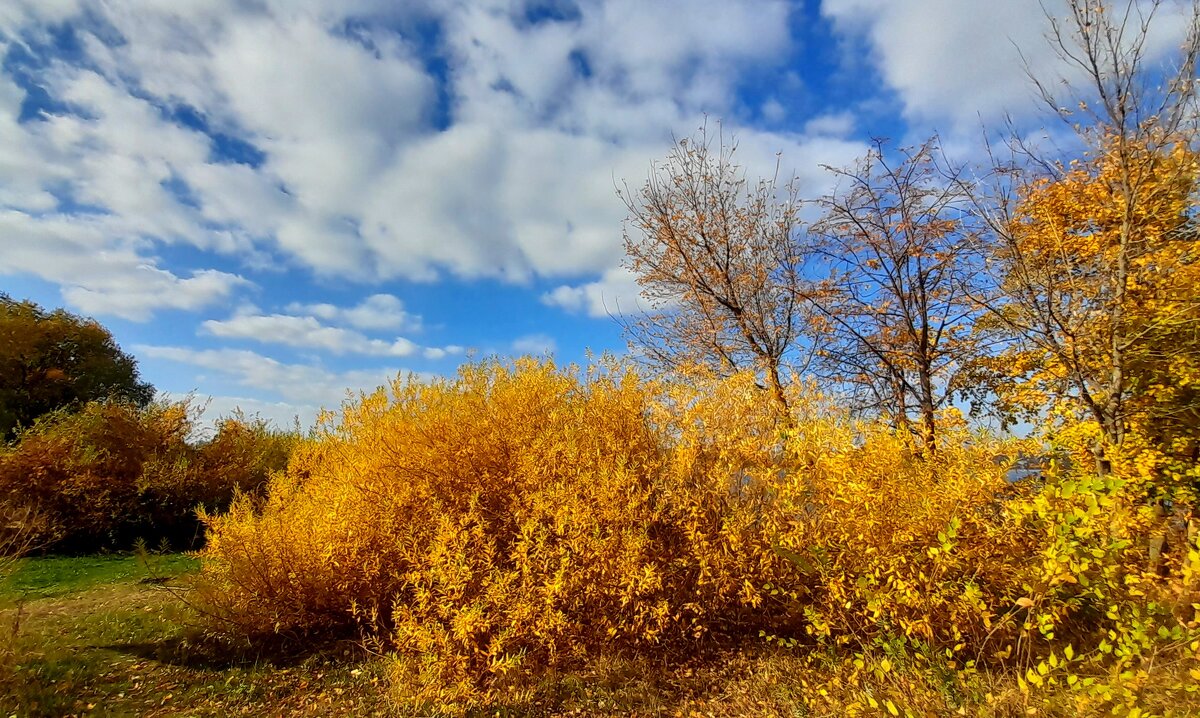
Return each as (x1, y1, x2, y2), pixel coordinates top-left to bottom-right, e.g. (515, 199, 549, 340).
(810, 139, 985, 451)
(968, 0, 1200, 469)
(0, 295, 155, 441)
(982, 140, 1199, 452)
(620, 127, 812, 412)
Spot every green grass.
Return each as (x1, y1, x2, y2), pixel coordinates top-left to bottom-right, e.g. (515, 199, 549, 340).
(0, 553, 392, 717)
(0, 553, 199, 601)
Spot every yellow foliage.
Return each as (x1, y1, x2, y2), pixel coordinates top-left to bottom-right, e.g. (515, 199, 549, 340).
(195, 361, 1002, 705)
(769, 413, 1026, 652)
(194, 359, 1200, 712)
(198, 361, 802, 706)
(990, 137, 1200, 459)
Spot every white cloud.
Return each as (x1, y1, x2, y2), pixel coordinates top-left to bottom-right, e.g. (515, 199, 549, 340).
(422, 345, 465, 361)
(0, 71, 63, 212)
(64, 269, 249, 321)
(181, 393, 317, 434)
(542, 265, 644, 318)
(0, 210, 249, 320)
(201, 313, 422, 357)
(0, 0, 828, 295)
(199, 297, 469, 359)
(821, 0, 1190, 133)
(804, 111, 857, 138)
(210, 16, 431, 228)
(286, 293, 422, 332)
(138, 344, 425, 409)
(511, 333, 558, 356)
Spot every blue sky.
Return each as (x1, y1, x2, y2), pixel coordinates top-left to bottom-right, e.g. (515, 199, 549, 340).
(0, 0, 1190, 429)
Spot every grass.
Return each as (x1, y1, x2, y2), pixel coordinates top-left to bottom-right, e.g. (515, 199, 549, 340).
(0, 555, 1195, 717)
(0, 554, 915, 717)
(0, 553, 391, 717)
(0, 553, 198, 602)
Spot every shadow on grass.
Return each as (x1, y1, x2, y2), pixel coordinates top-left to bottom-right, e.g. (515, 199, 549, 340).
(101, 632, 374, 672)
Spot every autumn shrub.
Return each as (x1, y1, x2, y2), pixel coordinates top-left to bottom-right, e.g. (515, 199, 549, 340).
(781, 412, 1200, 688)
(0, 400, 180, 550)
(0, 399, 296, 552)
(195, 361, 809, 704)
(194, 412, 300, 503)
(763, 413, 1027, 655)
(747, 422, 1200, 716)
(192, 361, 1023, 707)
(193, 358, 1200, 711)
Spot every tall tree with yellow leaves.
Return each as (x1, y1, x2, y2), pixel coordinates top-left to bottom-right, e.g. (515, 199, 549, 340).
(986, 140, 1199, 453)
(969, 0, 1200, 471)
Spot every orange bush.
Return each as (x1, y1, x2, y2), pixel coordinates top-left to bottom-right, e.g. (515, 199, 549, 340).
(765, 414, 1028, 653)
(194, 361, 1030, 707)
(194, 359, 1200, 712)
(196, 361, 810, 704)
(0, 399, 296, 552)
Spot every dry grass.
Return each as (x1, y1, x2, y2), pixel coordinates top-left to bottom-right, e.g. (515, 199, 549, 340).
(0, 553, 1197, 717)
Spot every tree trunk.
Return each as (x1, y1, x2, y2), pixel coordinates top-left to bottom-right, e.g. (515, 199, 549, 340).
(766, 358, 790, 417)
(918, 365, 937, 456)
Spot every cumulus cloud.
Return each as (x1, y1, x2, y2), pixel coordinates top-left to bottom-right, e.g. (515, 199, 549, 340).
(186, 394, 317, 433)
(286, 294, 422, 332)
(422, 345, 465, 361)
(542, 266, 644, 318)
(821, 0, 1190, 133)
(804, 111, 857, 138)
(0, 0, 844, 300)
(0, 210, 250, 320)
(200, 297, 469, 359)
(201, 313, 421, 357)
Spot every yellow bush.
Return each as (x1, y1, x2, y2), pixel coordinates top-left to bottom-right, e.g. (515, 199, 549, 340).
(196, 361, 810, 704)
(195, 359, 1200, 712)
(765, 413, 1026, 653)
(194, 361, 1029, 707)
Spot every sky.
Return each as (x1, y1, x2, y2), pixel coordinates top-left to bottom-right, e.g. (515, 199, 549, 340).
(0, 0, 1191, 430)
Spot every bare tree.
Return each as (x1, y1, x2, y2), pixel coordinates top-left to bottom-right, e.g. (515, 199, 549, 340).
(810, 139, 985, 451)
(619, 127, 813, 413)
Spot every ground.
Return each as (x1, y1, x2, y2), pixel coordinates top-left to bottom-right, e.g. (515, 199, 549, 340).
(3, 555, 1183, 717)
(0, 555, 817, 717)
(0, 554, 392, 718)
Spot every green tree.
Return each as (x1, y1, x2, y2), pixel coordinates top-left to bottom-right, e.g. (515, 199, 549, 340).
(0, 295, 154, 441)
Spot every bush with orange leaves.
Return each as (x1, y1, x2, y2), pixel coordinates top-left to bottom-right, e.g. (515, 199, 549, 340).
(193, 358, 1200, 713)
(196, 361, 802, 698)
(768, 412, 1029, 653)
(194, 360, 1055, 707)
(0, 399, 297, 552)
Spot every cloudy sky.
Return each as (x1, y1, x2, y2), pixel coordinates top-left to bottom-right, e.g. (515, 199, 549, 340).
(0, 0, 1189, 428)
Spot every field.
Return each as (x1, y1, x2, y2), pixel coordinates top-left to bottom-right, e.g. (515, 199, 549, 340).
(0, 554, 1022, 718)
(0, 554, 821, 717)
